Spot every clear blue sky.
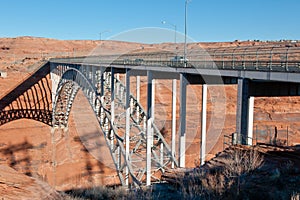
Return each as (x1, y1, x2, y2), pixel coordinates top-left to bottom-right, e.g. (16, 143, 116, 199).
(0, 0, 299, 42)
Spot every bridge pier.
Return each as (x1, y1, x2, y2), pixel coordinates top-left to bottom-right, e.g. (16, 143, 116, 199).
(125, 68, 131, 186)
(151, 78, 155, 147)
(50, 63, 61, 107)
(171, 79, 177, 169)
(136, 76, 140, 123)
(179, 74, 187, 168)
(146, 71, 154, 186)
(110, 67, 115, 149)
(201, 84, 207, 165)
(236, 78, 253, 145)
(247, 96, 254, 145)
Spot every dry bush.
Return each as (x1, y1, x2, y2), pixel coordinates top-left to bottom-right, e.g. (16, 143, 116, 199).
(63, 186, 127, 200)
(177, 147, 264, 199)
(224, 147, 263, 178)
(222, 147, 263, 197)
(63, 185, 158, 200)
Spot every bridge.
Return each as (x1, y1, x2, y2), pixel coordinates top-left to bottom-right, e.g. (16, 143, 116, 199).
(1, 44, 300, 187)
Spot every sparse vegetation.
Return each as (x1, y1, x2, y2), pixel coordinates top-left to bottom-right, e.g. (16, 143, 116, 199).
(173, 145, 300, 199)
(171, 146, 263, 199)
(60, 145, 300, 200)
(62, 184, 180, 200)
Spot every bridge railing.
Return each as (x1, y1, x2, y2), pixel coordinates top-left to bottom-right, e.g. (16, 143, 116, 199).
(104, 59, 300, 72)
(50, 44, 300, 73)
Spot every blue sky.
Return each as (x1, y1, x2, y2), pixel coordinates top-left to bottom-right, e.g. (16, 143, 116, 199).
(0, 0, 299, 42)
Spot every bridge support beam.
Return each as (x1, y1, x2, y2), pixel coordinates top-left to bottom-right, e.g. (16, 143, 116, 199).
(50, 63, 60, 106)
(179, 74, 187, 168)
(151, 78, 155, 147)
(171, 79, 177, 169)
(136, 76, 140, 122)
(146, 71, 153, 186)
(201, 84, 207, 165)
(247, 96, 254, 145)
(236, 78, 250, 145)
(125, 69, 131, 186)
(111, 68, 115, 149)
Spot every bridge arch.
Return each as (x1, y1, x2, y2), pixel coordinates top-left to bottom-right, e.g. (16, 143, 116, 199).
(53, 68, 95, 128)
(52, 67, 138, 186)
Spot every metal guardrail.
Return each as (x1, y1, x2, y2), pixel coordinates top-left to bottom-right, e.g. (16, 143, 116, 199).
(50, 44, 300, 73)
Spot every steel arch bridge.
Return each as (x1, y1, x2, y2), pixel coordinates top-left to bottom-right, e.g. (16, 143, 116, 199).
(2, 43, 300, 187)
(50, 63, 177, 187)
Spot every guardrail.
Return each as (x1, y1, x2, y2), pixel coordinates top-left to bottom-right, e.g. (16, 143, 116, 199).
(50, 44, 300, 73)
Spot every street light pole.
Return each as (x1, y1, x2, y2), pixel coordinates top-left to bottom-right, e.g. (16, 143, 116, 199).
(184, 0, 190, 67)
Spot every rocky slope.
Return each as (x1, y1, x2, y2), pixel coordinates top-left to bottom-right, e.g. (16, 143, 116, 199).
(0, 165, 62, 199)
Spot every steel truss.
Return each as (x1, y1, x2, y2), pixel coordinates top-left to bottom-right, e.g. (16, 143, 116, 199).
(51, 64, 177, 187)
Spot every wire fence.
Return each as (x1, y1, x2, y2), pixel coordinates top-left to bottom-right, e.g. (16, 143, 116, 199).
(224, 125, 294, 149)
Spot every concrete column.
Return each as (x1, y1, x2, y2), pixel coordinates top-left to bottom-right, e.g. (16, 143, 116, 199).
(146, 71, 153, 186)
(50, 63, 60, 106)
(151, 78, 155, 147)
(201, 84, 207, 165)
(247, 96, 254, 145)
(136, 76, 140, 122)
(171, 79, 177, 169)
(236, 78, 250, 144)
(179, 74, 187, 168)
(125, 69, 130, 185)
(110, 68, 115, 149)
